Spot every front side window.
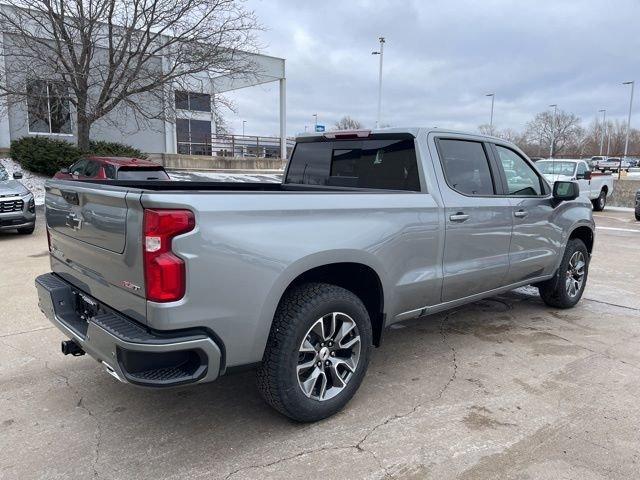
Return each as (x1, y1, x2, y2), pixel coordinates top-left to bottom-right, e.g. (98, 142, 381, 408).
(286, 137, 420, 191)
(437, 139, 495, 196)
(576, 162, 589, 178)
(495, 145, 543, 196)
(84, 161, 100, 178)
(26, 80, 71, 134)
(174, 91, 211, 112)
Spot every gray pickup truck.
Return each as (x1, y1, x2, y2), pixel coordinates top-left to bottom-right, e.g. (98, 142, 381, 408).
(36, 128, 595, 422)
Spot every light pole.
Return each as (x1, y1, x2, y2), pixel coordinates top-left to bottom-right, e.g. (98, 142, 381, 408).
(486, 93, 495, 129)
(549, 104, 558, 158)
(623, 81, 635, 166)
(598, 109, 606, 156)
(312, 113, 318, 131)
(372, 36, 385, 128)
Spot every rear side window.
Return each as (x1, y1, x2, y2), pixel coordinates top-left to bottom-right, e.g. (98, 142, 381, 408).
(285, 138, 420, 191)
(116, 168, 170, 180)
(437, 139, 495, 196)
(104, 164, 116, 179)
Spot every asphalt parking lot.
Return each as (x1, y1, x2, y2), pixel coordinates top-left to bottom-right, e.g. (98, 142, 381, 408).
(1, 210, 639, 480)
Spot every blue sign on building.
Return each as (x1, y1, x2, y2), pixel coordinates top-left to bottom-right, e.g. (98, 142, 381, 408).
(315, 125, 325, 133)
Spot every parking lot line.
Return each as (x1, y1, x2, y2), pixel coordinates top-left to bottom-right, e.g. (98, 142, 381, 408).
(596, 226, 640, 233)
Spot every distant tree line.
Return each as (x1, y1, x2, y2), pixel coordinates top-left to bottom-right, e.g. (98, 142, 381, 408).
(479, 109, 640, 158)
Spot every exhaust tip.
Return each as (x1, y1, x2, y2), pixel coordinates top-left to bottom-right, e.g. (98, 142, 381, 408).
(61, 339, 85, 356)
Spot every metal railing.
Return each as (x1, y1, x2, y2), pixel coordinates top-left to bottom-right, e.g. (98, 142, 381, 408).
(177, 134, 295, 159)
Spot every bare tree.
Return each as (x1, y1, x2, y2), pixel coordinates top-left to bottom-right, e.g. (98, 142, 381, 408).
(333, 115, 362, 130)
(524, 110, 584, 157)
(0, 0, 260, 149)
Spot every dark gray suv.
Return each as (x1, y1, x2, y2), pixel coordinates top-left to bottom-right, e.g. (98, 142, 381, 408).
(0, 163, 36, 234)
(635, 189, 640, 221)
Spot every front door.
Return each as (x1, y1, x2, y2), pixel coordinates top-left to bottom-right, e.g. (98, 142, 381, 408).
(433, 137, 513, 303)
(491, 144, 563, 283)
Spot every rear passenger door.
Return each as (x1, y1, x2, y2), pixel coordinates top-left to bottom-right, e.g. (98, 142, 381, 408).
(433, 136, 513, 302)
(491, 144, 560, 284)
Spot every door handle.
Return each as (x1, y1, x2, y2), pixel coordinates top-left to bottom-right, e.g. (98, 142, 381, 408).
(449, 213, 470, 222)
(514, 210, 528, 218)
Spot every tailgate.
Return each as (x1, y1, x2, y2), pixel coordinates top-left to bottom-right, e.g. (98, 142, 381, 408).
(45, 181, 148, 324)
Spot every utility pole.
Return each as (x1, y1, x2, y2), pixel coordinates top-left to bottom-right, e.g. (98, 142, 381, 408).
(622, 81, 635, 179)
(486, 93, 495, 129)
(598, 109, 606, 156)
(313, 113, 318, 131)
(241, 120, 246, 157)
(372, 37, 385, 128)
(549, 104, 558, 158)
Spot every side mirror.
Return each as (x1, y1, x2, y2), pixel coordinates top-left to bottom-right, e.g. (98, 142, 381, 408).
(12, 171, 23, 179)
(577, 171, 592, 180)
(60, 168, 69, 174)
(553, 181, 580, 202)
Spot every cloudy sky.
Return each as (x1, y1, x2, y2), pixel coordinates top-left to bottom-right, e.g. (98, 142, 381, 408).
(224, 0, 640, 137)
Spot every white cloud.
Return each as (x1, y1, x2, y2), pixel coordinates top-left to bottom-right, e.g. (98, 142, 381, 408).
(225, 0, 640, 138)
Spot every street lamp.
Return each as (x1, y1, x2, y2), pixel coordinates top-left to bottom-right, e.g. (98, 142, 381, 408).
(372, 36, 385, 129)
(242, 120, 246, 137)
(486, 93, 495, 129)
(312, 113, 318, 131)
(549, 104, 558, 158)
(623, 81, 635, 163)
(598, 109, 606, 156)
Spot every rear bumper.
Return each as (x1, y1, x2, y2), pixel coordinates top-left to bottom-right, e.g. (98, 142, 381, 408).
(35, 273, 222, 387)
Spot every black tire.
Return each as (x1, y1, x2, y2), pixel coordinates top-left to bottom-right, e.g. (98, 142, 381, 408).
(592, 189, 606, 211)
(257, 282, 373, 422)
(635, 210, 640, 221)
(538, 238, 589, 309)
(17, 225, 35, 235)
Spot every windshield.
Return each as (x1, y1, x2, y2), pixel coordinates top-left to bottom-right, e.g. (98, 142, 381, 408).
(536, 161, 576, 176)
(0, 164, 7, 181)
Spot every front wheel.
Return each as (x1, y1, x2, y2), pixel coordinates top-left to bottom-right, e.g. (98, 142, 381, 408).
(538, 239, 589, 309)
(592, 190, 607, 211)
(257, 283, 372, 422)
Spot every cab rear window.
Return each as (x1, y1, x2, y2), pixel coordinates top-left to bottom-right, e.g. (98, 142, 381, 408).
(116, 168, 170, 180)
(285, 137, 420, 191)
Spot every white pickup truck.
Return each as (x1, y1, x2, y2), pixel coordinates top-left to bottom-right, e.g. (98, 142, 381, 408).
(536, 159, 614, 211)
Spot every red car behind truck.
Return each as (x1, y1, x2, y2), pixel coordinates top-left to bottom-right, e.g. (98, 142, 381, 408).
(53, 156, 170, 181)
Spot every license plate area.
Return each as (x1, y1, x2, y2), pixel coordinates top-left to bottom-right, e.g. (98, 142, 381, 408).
(74, 291, 100, 322)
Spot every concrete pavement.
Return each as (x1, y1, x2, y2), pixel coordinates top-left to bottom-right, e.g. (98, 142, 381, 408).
(1, 210, 639, 479)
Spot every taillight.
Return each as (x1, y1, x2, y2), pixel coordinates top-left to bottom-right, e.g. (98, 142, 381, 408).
(143, 209, 195, 303)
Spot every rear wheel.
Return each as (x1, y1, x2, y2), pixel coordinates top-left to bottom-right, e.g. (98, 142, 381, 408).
(592, 189, 607, 211)
(635, 209, 640, 221)
(538, 239, 589, 309)
(257, 283, 373, 422)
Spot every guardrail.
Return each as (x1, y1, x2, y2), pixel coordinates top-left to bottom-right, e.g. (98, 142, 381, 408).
(177, 134, 295, 159)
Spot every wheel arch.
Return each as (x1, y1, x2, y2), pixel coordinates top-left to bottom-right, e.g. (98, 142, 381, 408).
(568, 224, 594, 254)
(254, 251, 389, 359)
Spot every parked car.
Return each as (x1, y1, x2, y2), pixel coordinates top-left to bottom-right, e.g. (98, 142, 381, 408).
(53, 156, 170, 181)
(535, 159, 614, 211)
(596, 157, 630, 173)
(0, 163, 36, 234)
(36, 128, 595, 422)
(635, 189, 640, 221)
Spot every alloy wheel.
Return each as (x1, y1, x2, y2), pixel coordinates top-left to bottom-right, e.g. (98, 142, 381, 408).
(296, 312, 361, 401)
(565, 251, 586, 298)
